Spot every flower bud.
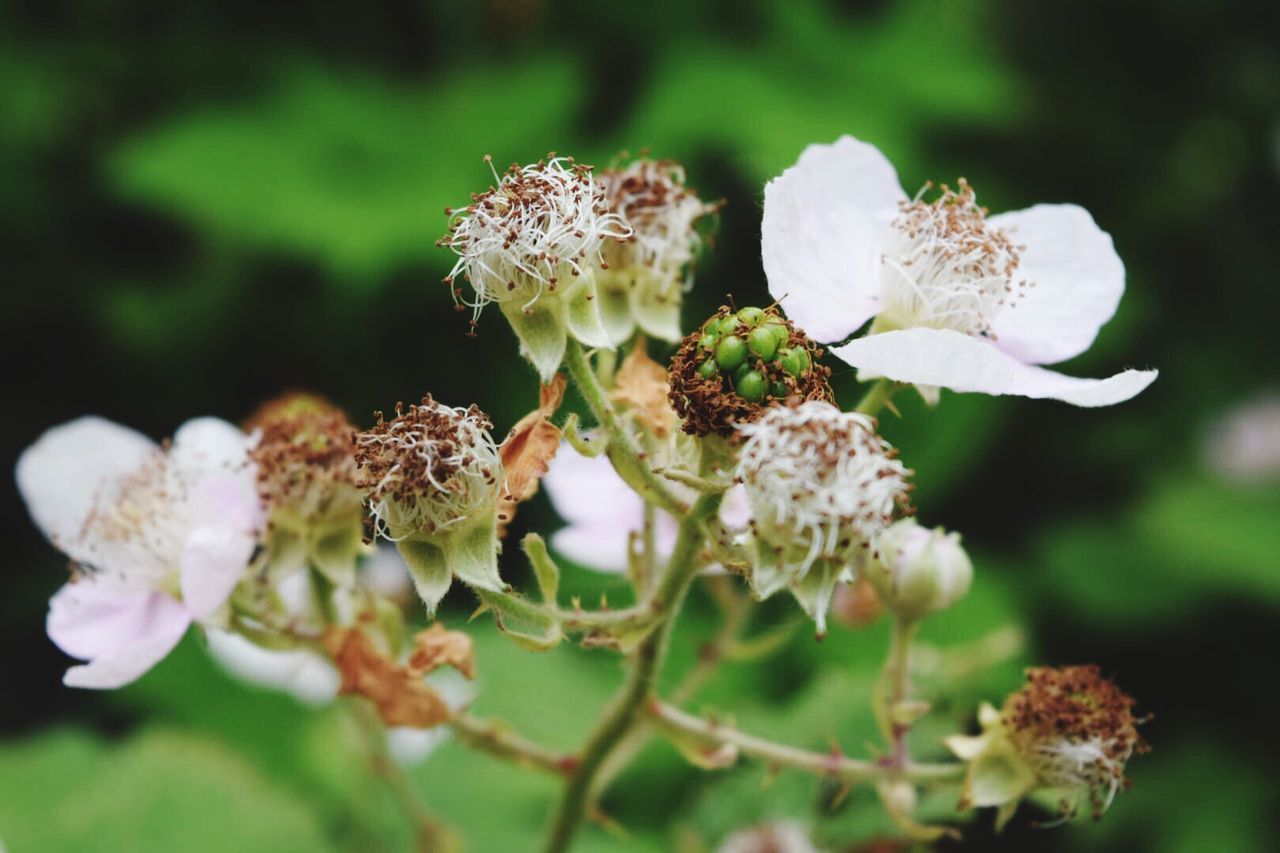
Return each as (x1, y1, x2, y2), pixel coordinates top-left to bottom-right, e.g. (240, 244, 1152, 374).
(595, 158, 720, 343)
(355, 396, 504, 612)
(246, 392, 364, 585)
(865, 518, 972, 620)
(440, 156, 632, 380)
(735, 401, 911, 634)
(945, 665, 1147, 830)
(668, 305, 833, 437)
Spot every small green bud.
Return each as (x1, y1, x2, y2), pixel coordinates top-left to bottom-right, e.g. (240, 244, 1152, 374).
(733, 363, 753, 384)
(717, 315, 741, 335)
(696, 359, 719, 380)
(715, 335, 748, 371)
(698, 331, 719, 351)
(735, 306, 765, 326)
(770, 380, 789, 398)
(747, 326, 780, 361)
(736, 370, 766, 402)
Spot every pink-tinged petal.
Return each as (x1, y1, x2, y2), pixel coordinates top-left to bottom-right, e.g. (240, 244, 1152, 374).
(542, 443, 643, 528)
(180, 524, 257, 619)
(47, 583, 190, 689)
(550, 523, 633, 575)
(205, 629, 339, 706)
(763, 136, 905, 342)
(833, 328, 1157, 407)
(718, 485, 751, 528)
(170, 417, 254, 487)
(988, 204, 1126, 365)
(191, 472, 265, 535)
(15, 417, 157, 562)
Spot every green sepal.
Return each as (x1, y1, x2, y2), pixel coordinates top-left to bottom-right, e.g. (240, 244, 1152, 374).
(595, 271, 637, 345)
(473, 588, 562, 651)
(564, 274, 616, 349)
(521, 533, 560, 605)
(397, 537, 453, 615)
(444, 512, 504, 593)
(788, 559, 841, 636)
(631, 273, 682, 342)
(501, 297, 568, 382)
(309, 517, 363, 588)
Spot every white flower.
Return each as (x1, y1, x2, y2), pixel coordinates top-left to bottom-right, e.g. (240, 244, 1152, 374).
(16, 416, 262, 689)
(542, 441, 750, 574)
(762, 136, 1157, 407)
(717, 822, 819, 853)
(596, 158, 718, 343)
(735, 401, 911, 633)
(441, 156, 632, 380)
(1201, 390, 1280, 485)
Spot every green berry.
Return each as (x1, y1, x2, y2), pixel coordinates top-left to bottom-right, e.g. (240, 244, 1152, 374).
(696, 359, 719, 379)
(764, 321, 789, 348)
(698, 332, 718, 351)
(779, 347, 810, 378)
(733, 362, 753, 383)
(715, 335, 748, 371)
(735, 370, 766, 403)
(770, 381, 789, 398)
(736, 306, 765, 326)
(717, 315, 741, 335)
(747, 326, 779, 361)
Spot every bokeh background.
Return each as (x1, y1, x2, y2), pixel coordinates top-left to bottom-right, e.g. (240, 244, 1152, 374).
(3, 1, 1279, 850)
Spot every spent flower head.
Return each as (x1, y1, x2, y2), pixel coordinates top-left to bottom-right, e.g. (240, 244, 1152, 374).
(947, 665, 1147, 830)
(355, 396, 504, 612)
(735, 401, 911, 632)
(669, 305, 833, 437)
(595, 157, 720, 342)
(440, 155, 632, 379)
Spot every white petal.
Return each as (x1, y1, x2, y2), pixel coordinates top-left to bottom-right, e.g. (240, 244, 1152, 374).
(170, 417, 253, 476)
(718, 485, 751, 528)
(15, 417, 157, 561)
(542, 443, 644, 528)
(988, 204, 1126, 365)
(833, 328, 1157, 407)
(550, 524, 632, 574)
(49, 585, 190, 689)
(762, 136, 905, 342)
(205, 629, 339, 706)
(180, 524, 257, 619)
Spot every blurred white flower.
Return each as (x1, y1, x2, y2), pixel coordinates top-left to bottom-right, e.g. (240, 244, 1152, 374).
(16, 416, 262, 689)
(763, 135, 1157, 407)
(1201, 391, 1280, 484)
(542, 441, 749, 574)
(717, 822, 819, 853)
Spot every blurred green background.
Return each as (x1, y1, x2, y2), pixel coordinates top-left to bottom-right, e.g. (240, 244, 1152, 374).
(3, 0, 1278, 850)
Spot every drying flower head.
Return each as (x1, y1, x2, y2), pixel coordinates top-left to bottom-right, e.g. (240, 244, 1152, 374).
(355, 396, 504, 612)
(763, 136, 1157, 407)
(865, 517, 973, 620)
(246, 393, 365, 583)
(669, 305, 833, 437)
(440, 155, 632, 380)
(946, 665, 1147, 830)
(595, 157, 721, 343)
(735, 401, 911, 633)
(16, 416, 262, 688)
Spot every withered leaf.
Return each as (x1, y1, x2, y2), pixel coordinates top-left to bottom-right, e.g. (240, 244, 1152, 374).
(497, 374, 566, 536)
(325, 627, 451, 728)
(610, 342, 676, 438)
(408, 621, 476, 679)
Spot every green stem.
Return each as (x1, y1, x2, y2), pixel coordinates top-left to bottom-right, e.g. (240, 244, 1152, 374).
(563, 339, 686, 514)
(854, 377, 897, 417)
(649, 700, 962, 785)
(448, 713, 577, 777)
(541, 492, 723, 853)
(876, 616, 919, 769)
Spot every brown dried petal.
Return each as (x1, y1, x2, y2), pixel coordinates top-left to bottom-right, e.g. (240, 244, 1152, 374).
(497, 375, 566, 535)
(325, 627, 451, 729)
(610, 343, 676, 438)
(408, 622, 476, 680)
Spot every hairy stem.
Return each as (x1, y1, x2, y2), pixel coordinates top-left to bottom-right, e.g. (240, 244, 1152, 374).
(542, 492, 723, 853)
(449, 713, 578, 776)
(648, 700, 962, 785)
(563, 339, 686, 514)
(876, 616, 919, 769)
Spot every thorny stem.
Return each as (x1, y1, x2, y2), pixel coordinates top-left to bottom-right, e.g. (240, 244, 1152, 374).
(648, 700, 963, 786)
(876, 616, 920, 770)
(854, 377, 898, 417)
(563, 339, 687, 515)
(542, 491, 724, 853)
(348, 701, 456, 853)
(448, 712, 578, 777)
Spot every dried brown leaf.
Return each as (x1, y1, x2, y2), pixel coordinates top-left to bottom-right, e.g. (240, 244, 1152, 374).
(325, 627, 451, 728)
(611, 342, 676, 438)
(408, 622, 476, 679)
(497, 375, 566, 536)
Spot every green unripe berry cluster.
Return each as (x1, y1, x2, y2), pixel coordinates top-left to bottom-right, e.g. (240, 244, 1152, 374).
(693, 306, 813, 403)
